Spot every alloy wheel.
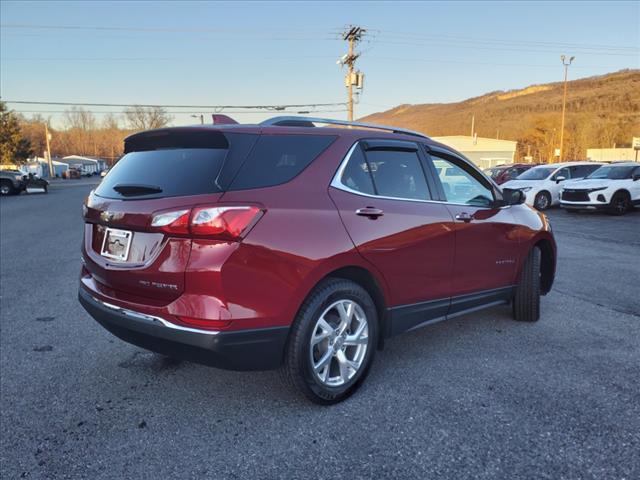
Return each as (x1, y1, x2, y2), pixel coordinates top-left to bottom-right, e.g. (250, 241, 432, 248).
(613, 196, 628, 214)
(535, 193, 549, 210)
(309, 299, 369, 387)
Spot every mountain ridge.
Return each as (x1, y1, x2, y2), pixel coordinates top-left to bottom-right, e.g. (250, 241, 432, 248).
(360, 69, 639, 161)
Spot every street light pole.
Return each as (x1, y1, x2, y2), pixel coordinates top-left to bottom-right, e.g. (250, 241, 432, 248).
(558, 55, 575, 163)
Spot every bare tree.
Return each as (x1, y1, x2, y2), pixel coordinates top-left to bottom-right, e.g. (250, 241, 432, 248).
(124, 106, 172, 131)
(102, 113, 121, 130)
(64, 107, 96, 131)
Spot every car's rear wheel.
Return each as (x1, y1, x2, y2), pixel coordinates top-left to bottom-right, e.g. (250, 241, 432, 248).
(609, 191, 630, 216)
(1, 180, 15, 196)
(281, 278, 378, 405)
(512, 247, 541, 322)
(534, 191, 551, 211)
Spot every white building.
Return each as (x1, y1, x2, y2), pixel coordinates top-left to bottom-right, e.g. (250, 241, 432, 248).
(22, 157, 69, 178)
(586, 148, 638, 163)
(432, 135, 517, 170)
(63, 155, 103, 175)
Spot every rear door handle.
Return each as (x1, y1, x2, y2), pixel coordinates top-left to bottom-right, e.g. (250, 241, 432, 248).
(356, 207, 384, 219)
(455, 212, 473, 223)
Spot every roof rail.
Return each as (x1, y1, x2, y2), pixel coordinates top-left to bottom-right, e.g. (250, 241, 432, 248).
(259, 116, 428, 139)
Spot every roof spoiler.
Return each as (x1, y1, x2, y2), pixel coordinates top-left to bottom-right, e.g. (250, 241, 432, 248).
(212, 114, 239, 125)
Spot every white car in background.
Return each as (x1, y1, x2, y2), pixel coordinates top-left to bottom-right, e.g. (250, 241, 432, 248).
(561, 162, 640, 215)
(502, 162, 602, 210)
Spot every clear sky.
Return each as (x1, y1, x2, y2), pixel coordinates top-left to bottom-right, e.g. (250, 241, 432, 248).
(1, 0, 638, 128)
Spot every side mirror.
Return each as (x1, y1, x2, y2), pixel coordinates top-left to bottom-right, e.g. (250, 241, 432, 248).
(502, 188, 526, 206)
(555, 176, 566, 184)
(633, 173, 640, 181)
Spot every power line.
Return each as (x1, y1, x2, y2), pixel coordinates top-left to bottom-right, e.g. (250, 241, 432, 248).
(12, 109, 348, 115)
(4, 100, 347, 109)
(3, 23, 637, 52)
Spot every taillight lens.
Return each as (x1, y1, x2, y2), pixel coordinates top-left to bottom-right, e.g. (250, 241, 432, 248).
(191, 206, 262, 238)
(151, 209, 190, 234)
(151, 206, 263, 240)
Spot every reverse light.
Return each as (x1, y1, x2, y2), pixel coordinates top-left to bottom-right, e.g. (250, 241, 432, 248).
(151, 206, 263, 240)
(191, 206, 262, 238)
(151, 209, 190, 234)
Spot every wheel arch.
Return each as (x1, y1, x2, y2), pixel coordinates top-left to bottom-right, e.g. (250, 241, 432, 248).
(296, 264, 390, 350)
(611, 188, 631, 200)
(534, 238, 555, 295)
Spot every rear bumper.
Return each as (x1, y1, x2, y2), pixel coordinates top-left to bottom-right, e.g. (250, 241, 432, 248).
(78, 288, 289, 371)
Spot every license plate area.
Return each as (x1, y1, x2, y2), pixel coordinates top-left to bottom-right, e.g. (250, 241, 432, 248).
(100, 228, 133, 261)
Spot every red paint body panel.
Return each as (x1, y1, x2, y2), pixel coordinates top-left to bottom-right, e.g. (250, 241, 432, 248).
(443, 205, 521, 296)
(329, 187, 455, 305)
(80, 125, 556, 341)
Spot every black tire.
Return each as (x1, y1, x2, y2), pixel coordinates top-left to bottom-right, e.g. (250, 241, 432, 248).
(512, 247, 541, 322)
(534, 191, 551, 211)
(0, 180, 15, 196)
(609, 191, 630, 216)
(281, 278, 378, 405)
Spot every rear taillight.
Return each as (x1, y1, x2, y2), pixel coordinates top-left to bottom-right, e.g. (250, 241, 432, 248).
(151, 209, 190, 234)
(151, 206, 263, 240)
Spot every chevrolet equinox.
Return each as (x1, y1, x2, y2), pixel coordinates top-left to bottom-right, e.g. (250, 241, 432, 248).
(79, 117, 556, 404)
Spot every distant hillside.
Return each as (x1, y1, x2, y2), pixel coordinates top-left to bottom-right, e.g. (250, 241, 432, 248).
(360, 70, 640, 161)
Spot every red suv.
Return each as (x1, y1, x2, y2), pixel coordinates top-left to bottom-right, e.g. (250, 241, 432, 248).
(79, 117, 556, 404)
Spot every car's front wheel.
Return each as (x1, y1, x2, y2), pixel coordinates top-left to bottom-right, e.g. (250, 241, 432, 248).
(534, 191, 551, 210)
(512, 247, 541, 322)
(282, 278, 378, 405)
(609, 191, 630, 216)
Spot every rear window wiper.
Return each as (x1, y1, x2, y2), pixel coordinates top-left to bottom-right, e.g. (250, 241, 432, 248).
(112, 183, 163, 196)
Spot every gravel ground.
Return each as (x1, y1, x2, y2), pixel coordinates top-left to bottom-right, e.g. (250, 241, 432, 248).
(1, 182, 639, 479)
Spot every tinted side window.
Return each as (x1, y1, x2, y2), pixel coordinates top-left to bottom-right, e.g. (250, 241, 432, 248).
(228, 135, 336, 190)
(430, 155, 495, 207)
(553, 167, 571, 180)
(575, 164, 600, 178)
(505, 168, 519, 180)
(340, 145, 375, 195)
(365, 149, 431, 200)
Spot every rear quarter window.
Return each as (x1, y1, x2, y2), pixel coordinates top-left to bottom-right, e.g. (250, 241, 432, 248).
(227, 134, 336, 190)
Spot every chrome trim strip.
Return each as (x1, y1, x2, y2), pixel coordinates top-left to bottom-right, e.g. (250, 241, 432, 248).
(93, 296, 221, 335)
(260, 116, 428, 139)
(329, 141, 509, 209)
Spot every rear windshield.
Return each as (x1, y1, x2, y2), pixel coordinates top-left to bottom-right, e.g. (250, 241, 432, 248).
(95, 148, 227, 199)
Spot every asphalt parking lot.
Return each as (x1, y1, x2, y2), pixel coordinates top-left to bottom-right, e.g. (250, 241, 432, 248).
(1, 181, 639, 479)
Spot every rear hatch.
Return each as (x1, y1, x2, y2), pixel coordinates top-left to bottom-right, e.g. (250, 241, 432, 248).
(82, 128, 257, 302)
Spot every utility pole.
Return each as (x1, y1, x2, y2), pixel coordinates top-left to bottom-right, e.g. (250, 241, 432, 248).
(340, 26, 366, 121)
(44, 123, 53, 178)
(558, 55, 575, 163)
(470, 115, 475, 137)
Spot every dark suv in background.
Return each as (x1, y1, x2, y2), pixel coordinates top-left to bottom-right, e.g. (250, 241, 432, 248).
(79, 117, 556, 404)
(485, 163, 538, 185)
